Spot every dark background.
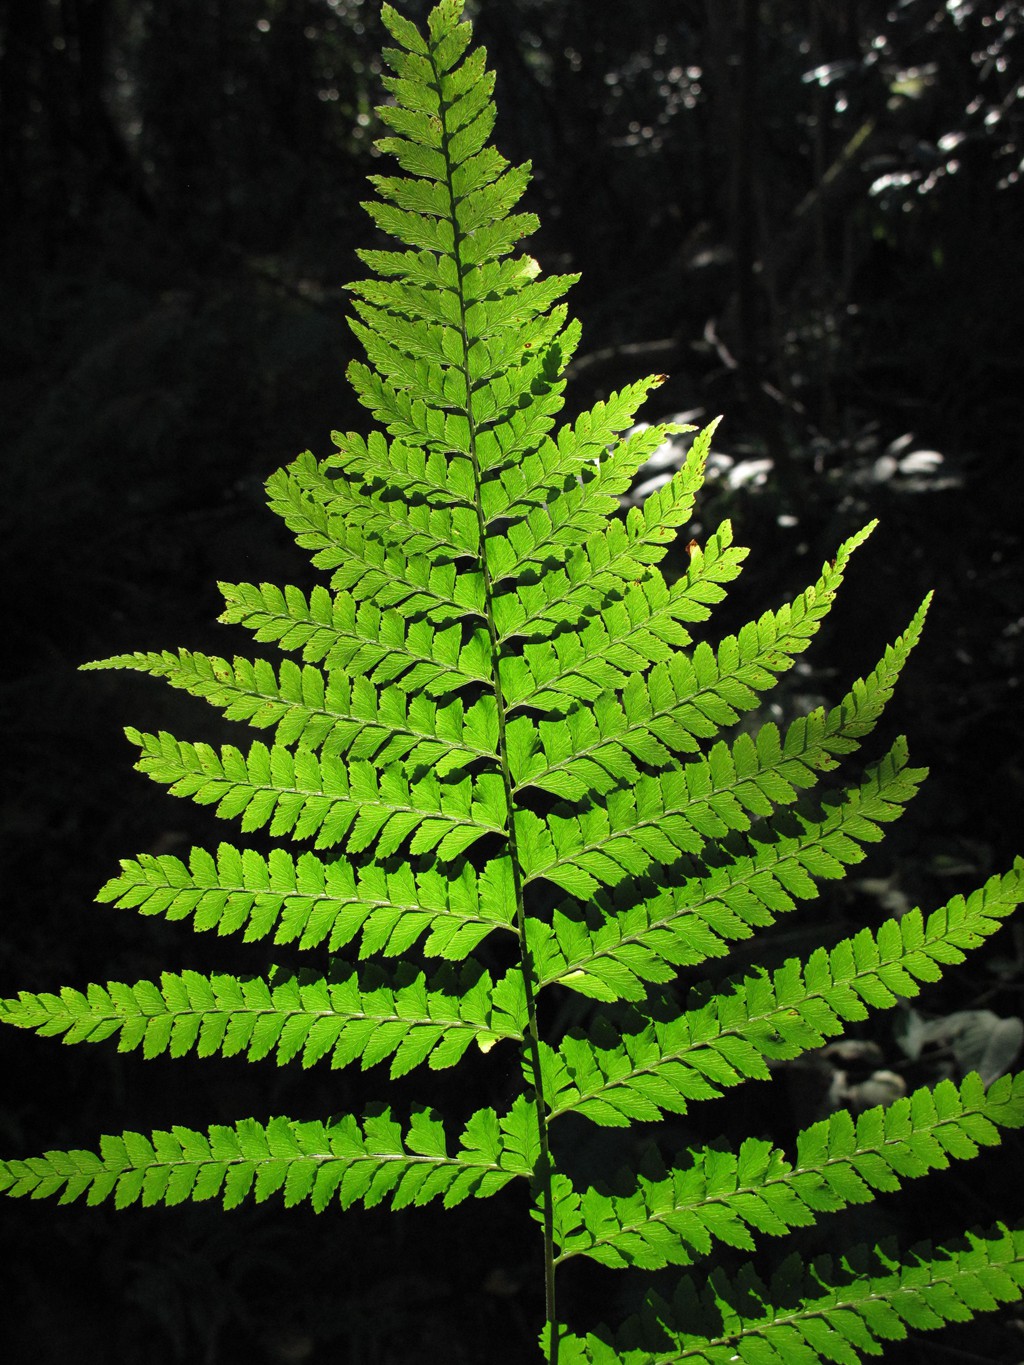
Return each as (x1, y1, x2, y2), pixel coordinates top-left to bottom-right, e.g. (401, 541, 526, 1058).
(2, 1, 1023, 1361)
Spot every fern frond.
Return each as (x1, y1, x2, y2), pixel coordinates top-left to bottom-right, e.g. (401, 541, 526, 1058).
(531, 738, 924, 1001)
(552, 1225, 1024, 1364)
(0, 1104, 532, 1213)
(499, 579, 691, 710)
(507, 527, 881, 803)
(294, 531, 487, 625)
(0, 960, 526, 1079)
(348, 267, 574, 338)
(345, 32, 581, 449)
(218, 580, 492, 696)
(660, 521, 750, 625)
(493, 454, 735, 648)
(266, 450, 483, 571)
(544, 860, 1024, 1125)
(498, 522, 751, 711)
(517, 600, 930, 898)
(551, 1072, 1024, 1269)
(343, 313, 580, 464)
(486, 377, 673, 497)
(9, 4, 1023, 1358)
(329, 428, 480, 506)
(126, 727, 507, 859)
(482, 409, 700, 588)
(349, 282, 563, 394)
(347, 294, 553, 413)
(89, 650, 498, 774)
(96, 844, 519, 958)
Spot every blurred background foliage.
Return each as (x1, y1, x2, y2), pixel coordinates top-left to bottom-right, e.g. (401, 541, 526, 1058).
(2, 1, 1023, 1361)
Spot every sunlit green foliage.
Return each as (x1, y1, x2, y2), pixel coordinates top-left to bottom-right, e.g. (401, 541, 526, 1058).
(3, 4, 1022, 1360)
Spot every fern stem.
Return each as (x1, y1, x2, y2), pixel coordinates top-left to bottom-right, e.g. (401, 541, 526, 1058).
(429, 50, 559, 1363)
(461, 245, 561, 1365)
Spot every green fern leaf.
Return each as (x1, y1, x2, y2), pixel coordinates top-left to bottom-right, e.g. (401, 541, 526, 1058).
(0, 960, 526, 1078)
(265, 448, 483, 570)
(531, 737, 924, 1001)
(89, 650, 501, 773)
(125, 727, 506, 858)
(218, 579, 492, 695)
(0, 1105, 529, 1213)
(552, 1072, 1024, 1270)
(552, 1227, 1024, 1363)
(508, 531, 883, 806)
(5, 5, 1023, 1361)
(96, 844, 518, 957)
(516, 610, 927, 901)
(546, 861, 1024, 1125)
